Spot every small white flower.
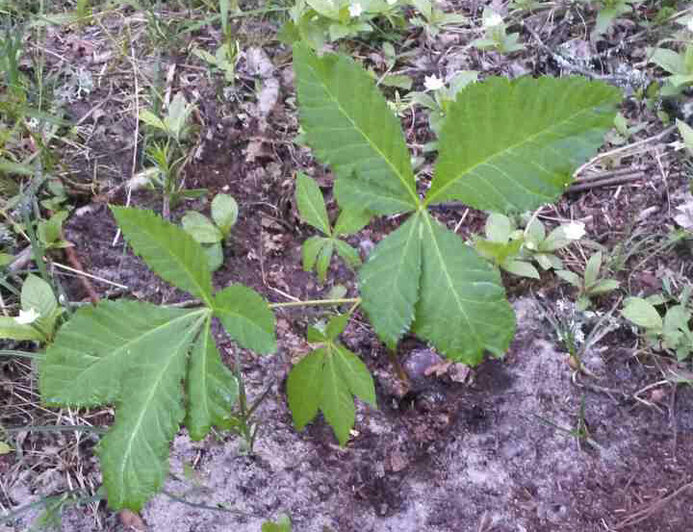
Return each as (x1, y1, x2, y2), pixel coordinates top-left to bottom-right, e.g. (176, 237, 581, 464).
(562, 221, 586, 240)
(387, 0, 397, 4)
(15, 308, 40, 325)
(524, 241, 536, 251)
(484, 12, 504, 28)
(348, 2, 362, 17)
(424, 74, 445, 91)
(687, 18, 693, 32)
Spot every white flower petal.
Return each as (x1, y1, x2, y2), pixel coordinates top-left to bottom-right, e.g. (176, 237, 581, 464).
(15, 308, 40, 325)
(484, 12, 503, 27)
(424, 74, 445, 91)
(348, 2, 362, 17)
(562, 222, 586, 240)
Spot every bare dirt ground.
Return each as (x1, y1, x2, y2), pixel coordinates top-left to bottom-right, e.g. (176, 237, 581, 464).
(2, 0, 693, 530)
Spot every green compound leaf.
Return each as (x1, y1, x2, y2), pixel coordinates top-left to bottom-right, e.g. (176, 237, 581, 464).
(40, 301, 203, 406)
(333, 208, 371, 236)
(359, 214, 422, 349)
(296, 172, 330, 235)
(334, 240, 361, 268)
(426, 77, 621, 213)
(98, 311, 206, 511)
(186, 316, 238, 441)
(287, 340, 375, 446)
(315, 239, 334, 283)
(213, 285, 277, 354)
(293, 43, 419, 215)
(414, 212, 515, 364)
(40, 301, 208, 511)
(111, 207, 213, 304)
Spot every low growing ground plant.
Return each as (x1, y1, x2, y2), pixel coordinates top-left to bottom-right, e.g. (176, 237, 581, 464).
(37, 41, 621, 512)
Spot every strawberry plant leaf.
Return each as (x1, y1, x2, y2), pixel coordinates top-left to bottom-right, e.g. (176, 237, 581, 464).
(413, 212, 515, 364)
(296, 173, 330, 235)
(426, 77, 621, 212)
(98, 311, 206, 510)
(333, 344, 376, 406)
(359, 214, 422, 349)
(293, 43, 420, 215)
(111, 207, 213, 304)
(213, 285, 277, 354)
(186, 316, 238, 440)
(0, 317, 45, 341)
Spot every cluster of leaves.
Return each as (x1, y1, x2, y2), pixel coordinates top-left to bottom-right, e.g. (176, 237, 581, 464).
(287, 314, 376, 444)
(555, 251, 619, 310)
(622, 285, 693, 361)
(591, 0, 641, 40)
(473, 213, 585, 280)
(192, 41, 241, 83)
(39, 207, 277, 511)
(647, 16, 693, 95)
(471, 8, 524, 53)
(408, 0, 466, 38)
(295, 172, 368, 282)
(0, 274, 62, 343)
(281, 0, 404, 49)
(181, 193, 238, 271)
(293, 42, 620, 365)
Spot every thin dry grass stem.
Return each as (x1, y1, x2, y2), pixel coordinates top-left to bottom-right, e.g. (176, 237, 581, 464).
(612, 480, 693, 530)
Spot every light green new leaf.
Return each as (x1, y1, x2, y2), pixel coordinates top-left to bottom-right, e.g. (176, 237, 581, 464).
(649, 48, 685, 75)
(622, 297, 663, 331)
(413, 212, 515, 364)
(98, 312, 205, 511)
(315, 239, 334, 283)
(334, 240, 361, 267)
(186, 316, 238, 440)
(138, 110, 166, 132)
(111, 207, 213, 304)
(584, 252, 603, 288)
(287, 341, 376, 446)
(40, 301, 204, 406)
(427, 76, 620, 212)
(333, 208, 371, 236)
(293, 43, 419, 215)
(213, 285, 276, 354)
(677, 119, 693, 155)
(182, 212, 223, 244)
(359, 214, 422, 349)
(21, 274, 57, 319)
(296, 172, 330, 235)
(211, 193, 238, 235)
(326, 314, 350, 340)
(302, 235, 328, 272)
(0, 317, 44, 341)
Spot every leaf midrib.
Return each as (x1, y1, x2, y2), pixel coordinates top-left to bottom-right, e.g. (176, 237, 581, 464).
(421, 213, 481, 350)
(424, 93, 614, 207)
(302, 55, 420, 209)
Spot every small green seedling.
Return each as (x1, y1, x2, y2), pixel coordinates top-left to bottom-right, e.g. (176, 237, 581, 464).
(409, 0, 467, 38)
(192, 42, 240, 83)
(647, 43, 693, 95)
(262, 514, 292, 532)
(622, 289, 693, 361)
(556, 251, 620, 310)
(408, 71, 478, 141)
(287, 314, 376, 445)
(181, 193, 238, 271)
(139, 93, 193, 145)
(0, 274, 62, 343)
(473, 214, 587, 279)
(37, 211, 71, 250)
(281, 0, 403, 50)
(295, 173, 368, 283)
(591, 0, 640, 40)
(471, 8, 524, 54)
